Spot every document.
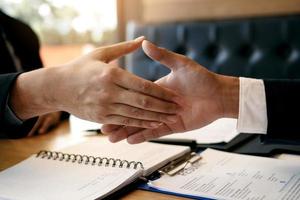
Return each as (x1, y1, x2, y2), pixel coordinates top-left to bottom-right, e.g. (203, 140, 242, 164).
(162, 118, 239, 144)
(149, 149, 300, 200)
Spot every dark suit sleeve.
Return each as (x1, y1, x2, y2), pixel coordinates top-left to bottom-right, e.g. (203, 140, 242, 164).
(263, 79, 300, 144)
(0, 73, 37, 139)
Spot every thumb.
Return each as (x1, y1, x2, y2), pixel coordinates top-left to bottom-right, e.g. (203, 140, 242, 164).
(142, 40, 189, 71)
(93, 36, 145, 63)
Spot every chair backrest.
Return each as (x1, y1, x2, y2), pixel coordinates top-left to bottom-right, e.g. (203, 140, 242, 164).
(126, 15, 300, 81)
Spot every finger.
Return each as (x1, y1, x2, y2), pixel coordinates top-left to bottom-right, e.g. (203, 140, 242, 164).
(102, 124, 140, 135)
(104, 115, 162, 129)
(110, 104, 178, 123)
(27, 118, 42, 137)
(107, 126, 143, 143)
(101, 124, 122, 134)
(116, 89, 180, 114)
(127, 124, 173, 144)
(38, 117, 53, 134)
(115, 70, 182, 104)
(142, 40, 190, 71)
(93, 36, 145, 63)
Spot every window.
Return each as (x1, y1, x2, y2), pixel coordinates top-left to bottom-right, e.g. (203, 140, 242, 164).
(2, 0, 117, 66)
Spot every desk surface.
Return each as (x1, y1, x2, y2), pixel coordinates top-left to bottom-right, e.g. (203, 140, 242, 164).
(0, 120, 189, 200)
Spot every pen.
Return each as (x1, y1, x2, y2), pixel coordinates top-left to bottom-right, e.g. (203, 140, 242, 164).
(84, 129, 102, 134)
(149, 138, 197, 150)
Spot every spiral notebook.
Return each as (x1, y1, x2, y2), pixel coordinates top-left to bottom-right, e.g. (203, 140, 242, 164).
(0, 137, 190, 200)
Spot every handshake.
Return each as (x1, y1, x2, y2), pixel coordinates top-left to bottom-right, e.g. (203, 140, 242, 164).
(9, 37, 239, 142)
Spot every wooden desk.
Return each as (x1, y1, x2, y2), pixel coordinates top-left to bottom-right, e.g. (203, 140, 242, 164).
(0, 120, 189, 200)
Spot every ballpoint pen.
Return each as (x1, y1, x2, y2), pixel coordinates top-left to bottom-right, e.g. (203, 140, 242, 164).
(149, 138, 197, 150)
(84, 129, 102, 135)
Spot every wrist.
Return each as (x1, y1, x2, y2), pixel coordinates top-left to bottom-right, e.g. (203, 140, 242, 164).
(9, 67, 63, 120)
(217, 75, 239, 118)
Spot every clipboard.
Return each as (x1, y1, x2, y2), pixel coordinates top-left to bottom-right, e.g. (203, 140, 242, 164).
(139, 183, 214, 200)
(138, 151, 212, 200)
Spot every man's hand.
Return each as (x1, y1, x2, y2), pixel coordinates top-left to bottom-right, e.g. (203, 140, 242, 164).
(27, 112, 62, 136)
(10, 37, 182, 129)
(102, 40, 239, 143)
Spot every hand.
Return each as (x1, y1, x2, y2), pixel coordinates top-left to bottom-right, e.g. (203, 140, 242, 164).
(10, 37, 183, 129)
(102, 40, 239, 143)
(27, 112, 61, 136)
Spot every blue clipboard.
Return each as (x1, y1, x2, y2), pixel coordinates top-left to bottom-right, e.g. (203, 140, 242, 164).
(138, 182, 215, 200)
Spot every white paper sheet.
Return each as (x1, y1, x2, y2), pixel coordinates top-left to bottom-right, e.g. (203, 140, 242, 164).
(150, 149, 300, 200)
(162, 118, 239, 144)
(69, 115, 102, 134)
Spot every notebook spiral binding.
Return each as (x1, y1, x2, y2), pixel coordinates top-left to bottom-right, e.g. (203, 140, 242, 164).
(36, 150, 144, 170)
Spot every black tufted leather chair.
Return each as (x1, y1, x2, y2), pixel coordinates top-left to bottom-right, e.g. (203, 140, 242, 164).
(125, 15, 300, 81)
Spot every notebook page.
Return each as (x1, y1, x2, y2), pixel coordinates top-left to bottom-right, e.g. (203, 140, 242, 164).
(162, 118, 239, 144)
(150, 149, 300, 200)
(0, 155, 142, 200)
(60, 137, 190, 176)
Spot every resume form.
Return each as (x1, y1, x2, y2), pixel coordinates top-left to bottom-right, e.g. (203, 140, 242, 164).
(150, 149, 300, 200)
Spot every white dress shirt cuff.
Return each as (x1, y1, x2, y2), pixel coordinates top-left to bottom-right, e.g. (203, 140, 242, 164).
(237, 77, 268, 134)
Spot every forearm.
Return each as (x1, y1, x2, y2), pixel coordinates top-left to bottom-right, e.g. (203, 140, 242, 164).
(9, 66, 63, 120)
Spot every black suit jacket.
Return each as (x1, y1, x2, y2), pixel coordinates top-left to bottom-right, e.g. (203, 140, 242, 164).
(0, 11, 41, 138)
(0, 10, 43, 73)
(264, 79, 300, 144)
(0, 73, 37, 138)
(0, 11, 68, 138)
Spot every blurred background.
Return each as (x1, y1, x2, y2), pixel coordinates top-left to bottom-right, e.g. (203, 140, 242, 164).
(1, 0, 117, 66)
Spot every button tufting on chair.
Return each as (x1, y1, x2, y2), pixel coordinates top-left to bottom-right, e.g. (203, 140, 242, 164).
(126, 15, 300, 80)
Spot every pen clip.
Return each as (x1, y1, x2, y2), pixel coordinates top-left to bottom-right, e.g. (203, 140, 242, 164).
(159, 152, 201, 176)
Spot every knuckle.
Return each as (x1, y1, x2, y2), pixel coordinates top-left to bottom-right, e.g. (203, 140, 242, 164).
(132, 120, 144, 127)
(157, 114, 165, 121)
(121, 118, 131, 125)
(131, 108, 142, 116)
(140, 81, 151, 92)
(101, 67, 119, 82)
(98, 92, 111, 103)
(139, 98, 151, 108)
(101, 72, 113, 83)
(108, 66, 119, 75)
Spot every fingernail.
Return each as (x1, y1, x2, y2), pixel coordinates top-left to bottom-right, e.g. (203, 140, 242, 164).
(166, 115, 178, 123)
(134, 36, 145, 42)
(109, 135, 121, 143)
